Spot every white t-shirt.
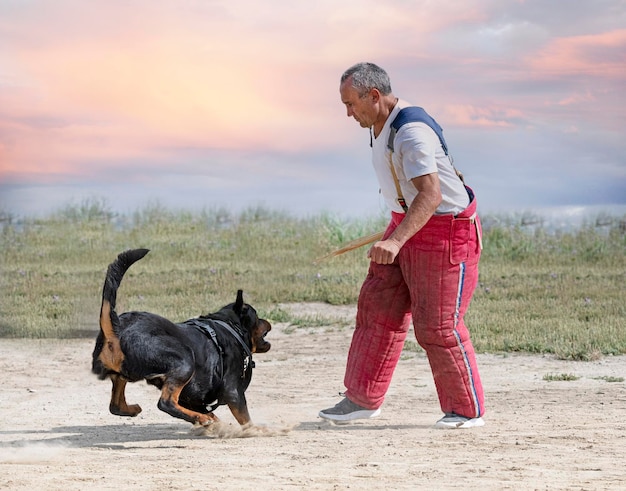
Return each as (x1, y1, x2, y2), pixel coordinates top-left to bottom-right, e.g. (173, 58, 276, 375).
(371, 99, 469, 215)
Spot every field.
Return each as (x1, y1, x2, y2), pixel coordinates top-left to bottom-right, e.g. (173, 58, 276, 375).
(1, 203, 625, 359)
(1, 203, 625, 489)
(1, 315, 626, 490)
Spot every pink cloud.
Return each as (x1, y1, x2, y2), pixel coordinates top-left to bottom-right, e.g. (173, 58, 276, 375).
(2, 1, 624, 191)
(527, 29, 626, 78)
(0, 22, 344, 182)
(556, 91, 597, 106)
(441, 104, 524, 128)
(0, 1, 498, 186)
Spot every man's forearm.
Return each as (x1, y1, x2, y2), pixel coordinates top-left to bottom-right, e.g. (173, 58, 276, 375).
(388, 188, 440, 248)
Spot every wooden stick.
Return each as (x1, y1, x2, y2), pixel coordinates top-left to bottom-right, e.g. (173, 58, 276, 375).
(313, 230, 385, 264)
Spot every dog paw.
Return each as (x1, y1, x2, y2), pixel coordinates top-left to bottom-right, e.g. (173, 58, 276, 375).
(126, 404, 142, 416)
(197, 413, 219, 427)
(110, 404, 142, 417)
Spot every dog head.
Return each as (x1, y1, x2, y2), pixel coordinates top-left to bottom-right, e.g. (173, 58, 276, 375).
(218, 290, 271, 354)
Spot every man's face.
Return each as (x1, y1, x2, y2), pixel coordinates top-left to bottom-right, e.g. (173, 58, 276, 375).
(340, 78, 376, 129)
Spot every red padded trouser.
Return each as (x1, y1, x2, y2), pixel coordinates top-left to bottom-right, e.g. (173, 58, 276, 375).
(343, 196, 485, 418)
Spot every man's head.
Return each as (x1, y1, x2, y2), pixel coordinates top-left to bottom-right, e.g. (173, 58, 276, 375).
(341, 62, 392, 97)
(339, 62, 393, 129)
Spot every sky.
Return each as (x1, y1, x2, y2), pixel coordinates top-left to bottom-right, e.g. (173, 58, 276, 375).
(1, 0, 625, 220)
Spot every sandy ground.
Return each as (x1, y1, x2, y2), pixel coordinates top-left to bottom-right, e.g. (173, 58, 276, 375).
(1, 302, 625, 491)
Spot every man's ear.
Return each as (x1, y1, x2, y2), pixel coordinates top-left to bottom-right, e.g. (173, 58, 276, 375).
(370, 88, 381, 103)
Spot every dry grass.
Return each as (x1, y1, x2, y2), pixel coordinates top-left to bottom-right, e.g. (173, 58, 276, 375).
(1, 202, 624, 360)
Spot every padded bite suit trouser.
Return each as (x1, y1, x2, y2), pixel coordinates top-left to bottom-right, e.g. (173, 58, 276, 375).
(343, 197, 485, 418)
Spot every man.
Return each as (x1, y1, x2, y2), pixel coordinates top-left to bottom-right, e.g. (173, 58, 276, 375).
(318, 62, 485, 429)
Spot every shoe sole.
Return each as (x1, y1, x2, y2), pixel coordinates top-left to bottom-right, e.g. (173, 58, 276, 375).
(435, 417, 485, 429)
(318, 407, 381, 422)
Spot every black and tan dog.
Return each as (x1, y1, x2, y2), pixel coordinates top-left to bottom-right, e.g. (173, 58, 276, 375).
(91, 249, 271, 427)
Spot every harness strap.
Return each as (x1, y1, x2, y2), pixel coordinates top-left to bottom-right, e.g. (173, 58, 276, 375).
(191, 320, 221, 351)
(388, 106, 449, 155)
(212, 320, 255, 375)
(386, 107, 465, 213)
(388, 155, 408, 213)
(212, 320, 253, 360)
(186, 319, 224, 411)
(188, 318, 254, 378)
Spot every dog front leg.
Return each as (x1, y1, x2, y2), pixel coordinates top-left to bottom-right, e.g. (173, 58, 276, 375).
(227, 401, 251, 426)
(109, 374, 142, 416)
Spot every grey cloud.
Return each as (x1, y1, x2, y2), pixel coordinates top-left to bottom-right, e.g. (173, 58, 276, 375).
(491, 0, 626, 36)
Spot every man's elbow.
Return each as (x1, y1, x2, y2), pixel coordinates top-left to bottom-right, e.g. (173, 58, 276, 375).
(429, 188, 443, 211)
(434, 189, 443, 206)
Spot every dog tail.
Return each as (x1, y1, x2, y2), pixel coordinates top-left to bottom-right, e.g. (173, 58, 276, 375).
(102, 249, 150, 318)
(98, 248, 149, 373)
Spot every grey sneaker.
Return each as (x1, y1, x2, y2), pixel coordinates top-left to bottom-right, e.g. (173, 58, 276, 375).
(318, 397, 381, 422)
(435, 413, 485, 429)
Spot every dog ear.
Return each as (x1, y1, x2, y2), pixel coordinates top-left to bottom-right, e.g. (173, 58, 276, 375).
(234, 289, 244, 315)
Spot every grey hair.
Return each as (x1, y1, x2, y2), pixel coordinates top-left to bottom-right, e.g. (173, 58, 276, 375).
(340, 62, 392, 96)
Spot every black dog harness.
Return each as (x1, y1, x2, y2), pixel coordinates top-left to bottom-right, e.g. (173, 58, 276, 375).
(187, 318, 255, 377)
(184, 318, 255, 413)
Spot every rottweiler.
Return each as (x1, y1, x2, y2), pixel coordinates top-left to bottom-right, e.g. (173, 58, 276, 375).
(91, 249, 271, 427)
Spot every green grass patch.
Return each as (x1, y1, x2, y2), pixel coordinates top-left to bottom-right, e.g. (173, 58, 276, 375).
(593, 375, 624, 383)
(543, 373, 581, 382)
(402, 340, 423, 354)
(1, 200, 625, 361)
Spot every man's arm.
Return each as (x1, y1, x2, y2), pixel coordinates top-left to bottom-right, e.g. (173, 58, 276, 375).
(368, 172, 442, 265)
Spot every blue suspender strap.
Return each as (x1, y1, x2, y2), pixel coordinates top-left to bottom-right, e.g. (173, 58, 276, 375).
(387, 106, 449, 155)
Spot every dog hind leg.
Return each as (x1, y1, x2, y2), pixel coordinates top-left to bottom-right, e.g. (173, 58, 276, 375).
(154, 358, 218, 425)
(157, 382, 218, 426)
(109, 374, 142, 416)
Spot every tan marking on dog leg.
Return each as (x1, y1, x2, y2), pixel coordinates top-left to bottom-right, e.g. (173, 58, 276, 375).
(159, 383, 217, 426)
(98, 300, 125, 372)
(227, 403, 251, 426)
(109, 374, 142, 416)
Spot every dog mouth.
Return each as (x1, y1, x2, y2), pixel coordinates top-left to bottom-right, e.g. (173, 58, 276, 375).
(255, 338, 271, 353)
(256, 331, 271, 353)
(253, 320, 271, 353)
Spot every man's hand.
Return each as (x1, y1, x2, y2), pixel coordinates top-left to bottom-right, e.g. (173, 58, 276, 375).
(368, 239, 402, 265)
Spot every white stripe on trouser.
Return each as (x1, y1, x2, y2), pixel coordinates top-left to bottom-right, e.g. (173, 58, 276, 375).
(453, 262, 481, 417)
